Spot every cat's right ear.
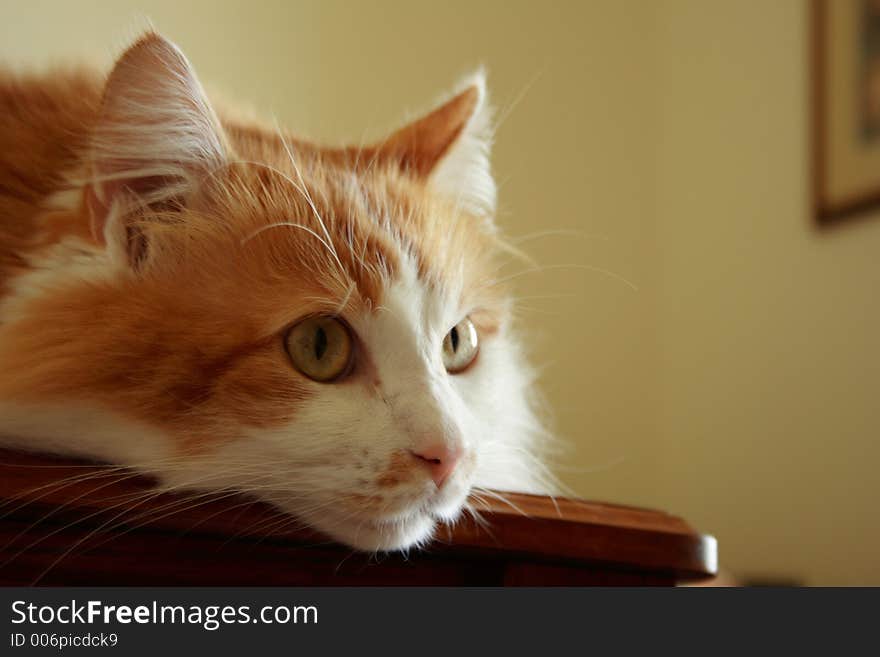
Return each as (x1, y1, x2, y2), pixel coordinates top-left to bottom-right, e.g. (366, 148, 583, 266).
(86, 32, 229, 268)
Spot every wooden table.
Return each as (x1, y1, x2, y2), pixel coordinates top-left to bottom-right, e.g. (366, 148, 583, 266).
(0, 449, 716, 586)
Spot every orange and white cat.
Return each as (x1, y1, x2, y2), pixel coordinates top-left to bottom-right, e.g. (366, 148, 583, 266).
(0, 33, 551, 551)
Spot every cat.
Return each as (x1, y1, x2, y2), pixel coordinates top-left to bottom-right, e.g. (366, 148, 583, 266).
(0, 32, 551, 551)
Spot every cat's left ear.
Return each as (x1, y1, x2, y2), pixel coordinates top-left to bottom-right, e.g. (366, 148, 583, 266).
(376, 71, 496, 220)
(86, 32, 229, 268)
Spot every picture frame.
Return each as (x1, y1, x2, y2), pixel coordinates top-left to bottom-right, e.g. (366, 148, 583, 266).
(812, 0, 880, 223)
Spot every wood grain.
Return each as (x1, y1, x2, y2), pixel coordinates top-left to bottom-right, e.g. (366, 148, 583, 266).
(0, 448, 717, 586)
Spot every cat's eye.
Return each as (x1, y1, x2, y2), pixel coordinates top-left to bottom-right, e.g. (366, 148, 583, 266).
(442, 317, 479, 374)
(285, 316, 353, 382)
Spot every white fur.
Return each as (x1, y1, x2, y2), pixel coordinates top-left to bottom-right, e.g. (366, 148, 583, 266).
(429, 70, 498, 222)
(0, 401, 173, 472)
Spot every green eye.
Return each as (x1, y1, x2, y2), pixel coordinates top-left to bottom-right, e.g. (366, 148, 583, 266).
(442, 317, 479, 373)
(285, 316, 353, 382)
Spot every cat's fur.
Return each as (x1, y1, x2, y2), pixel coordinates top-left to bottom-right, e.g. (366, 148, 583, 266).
(0, 33, 550, 550)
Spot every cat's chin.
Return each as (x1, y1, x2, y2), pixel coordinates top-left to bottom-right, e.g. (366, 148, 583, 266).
(307, 507, 438, 552)
(289, 488, 470, 552)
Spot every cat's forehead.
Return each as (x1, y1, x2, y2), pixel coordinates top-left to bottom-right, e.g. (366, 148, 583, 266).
(314, 164, 504, 324)
(200, 156, 504, 324)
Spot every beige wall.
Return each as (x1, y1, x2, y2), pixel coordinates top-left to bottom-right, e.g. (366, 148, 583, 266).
(2, 1, 877, 584)
(655, 1, 880, 586)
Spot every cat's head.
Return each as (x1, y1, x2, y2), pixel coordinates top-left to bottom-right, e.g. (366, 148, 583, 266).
(24, 34, 550, 550)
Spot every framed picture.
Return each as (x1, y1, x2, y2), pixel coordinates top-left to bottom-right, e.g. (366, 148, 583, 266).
(812, 0, 880, 223)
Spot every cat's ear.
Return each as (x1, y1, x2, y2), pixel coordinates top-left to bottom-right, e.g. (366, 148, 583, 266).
(86, 32, 228, 268)
(377, 71, 496, 219)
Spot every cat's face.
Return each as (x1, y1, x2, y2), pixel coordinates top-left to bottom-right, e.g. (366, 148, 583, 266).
(1, 33, 547, 550)
(105, 162, 520, 550)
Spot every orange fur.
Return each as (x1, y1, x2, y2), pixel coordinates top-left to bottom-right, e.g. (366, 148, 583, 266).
(0, 69, 101, 291)
(376, 450, 416, 488)
(0, 35, 508, 455)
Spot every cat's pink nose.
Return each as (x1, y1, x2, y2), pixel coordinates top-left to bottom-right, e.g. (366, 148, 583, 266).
(410, 443, 462, 488)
